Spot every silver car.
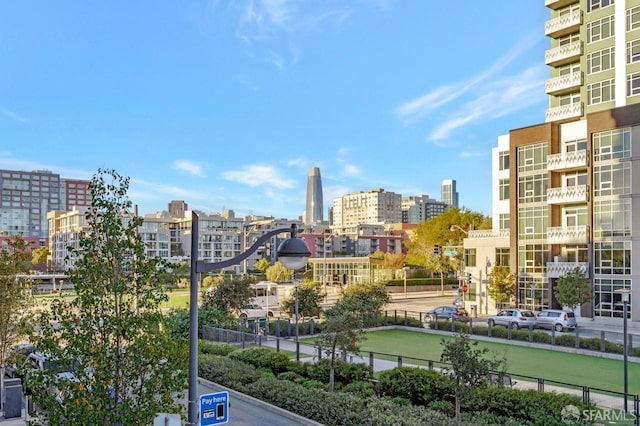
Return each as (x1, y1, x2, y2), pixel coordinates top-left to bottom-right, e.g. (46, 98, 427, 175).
(488, 309, 536, 329)
(535, 309, 577, 332)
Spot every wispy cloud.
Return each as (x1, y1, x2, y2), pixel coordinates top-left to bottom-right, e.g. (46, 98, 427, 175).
(222, 164, 295, 188)
(428, 64, 546, 142)
(343, 164, 360, 176)
(460, 151, 487, 158)
(0, 107, 28, 123)
(172, 160, 205, 177)
(394, 31, 543, 132)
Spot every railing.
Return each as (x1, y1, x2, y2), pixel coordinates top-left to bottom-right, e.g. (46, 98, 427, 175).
(545, 102, 583, 123)
(545, 71, 583, 95)
(547, 149, 588, 171)
(545, 41, 583, 66)
(546, 261, 589, 278)
(545, 9, 582, 37)
(467, 229, 510, 239)
(547, 184, 589, 204)
(547, 225, 589, 244)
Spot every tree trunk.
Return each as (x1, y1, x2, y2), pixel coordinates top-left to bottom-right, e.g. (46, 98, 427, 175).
(329, 342, 336, 393)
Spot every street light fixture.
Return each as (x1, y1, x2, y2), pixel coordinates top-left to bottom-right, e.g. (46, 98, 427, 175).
(616, 288, 631, 413)
(188, 212, 310, 425)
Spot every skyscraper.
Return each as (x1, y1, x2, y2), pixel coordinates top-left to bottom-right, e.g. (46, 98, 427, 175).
(305, 166, 323, 225)
(441, 179, 459, 208)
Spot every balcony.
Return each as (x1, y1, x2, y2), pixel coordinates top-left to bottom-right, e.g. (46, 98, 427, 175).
(547, 184, 588, 204)
(547, 149, 588, 171)
(545, 41, 582, 67)
(545, 0, 579, 10)
(467, 230, 510, 239)
(545, 72, 583, 95)
(547, 225, 589, 244)
(546, 261, 589, 278)
(545, 10, 582, 38)
(545, 102, 583, 123)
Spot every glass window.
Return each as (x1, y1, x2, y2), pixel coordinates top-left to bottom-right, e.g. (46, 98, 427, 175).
(594, 198, 632, 237)
(594, 241, 631, 275)
(627, 39, 640, 64)
(588, 0, 614, 12)
(594, 278, 631, 318)
(593, 128, 631, 161)
(627, 72, 640, 97)
(587, 47, 615, 74)
(498, 151, 510, 171)
(464, 248, 476, 267)
(627, 6, 640, 31)
(518, 244, 548, 274)
(499, 213, 510, 231)
(496, 248, 510, 267)
(587, 79, 615, 105)
(518, 206, 548, 240)
(587, 15, 615, 43)
(518, 174, 548, 203)
(594, 162, 631, 196)
(517, 143, 548, 173)
(499, 179, 510, 201)
(558, 92, 581, 106)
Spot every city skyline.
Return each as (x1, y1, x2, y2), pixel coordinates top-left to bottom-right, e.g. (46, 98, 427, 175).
(1, 2, 548, 219)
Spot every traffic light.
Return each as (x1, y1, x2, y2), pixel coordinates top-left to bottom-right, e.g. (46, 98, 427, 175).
(433, 244, 440, 255)
(466, 273, 472, 285)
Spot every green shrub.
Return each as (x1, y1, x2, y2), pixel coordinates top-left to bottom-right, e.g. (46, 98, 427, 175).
(532, 331, 552, 344)
(301, 379, 326, 390)
(343, 381, 376, 397)
(471, 324, 489, 336)
(554, 334, 578, 348)
(304, 359, 373, 385)
(488, 325, 509, 339)
(198, 354, 263, 389)
(378, 366, 452, 406)
(198, 340, 236, 356)
(228, 346, 292, 374)
(427, 399, 455, 417)
(277, 371, 301, 382)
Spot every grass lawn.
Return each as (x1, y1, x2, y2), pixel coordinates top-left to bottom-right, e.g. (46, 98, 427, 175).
(355, 329, 640, 394)
(160, 289, 191, 309)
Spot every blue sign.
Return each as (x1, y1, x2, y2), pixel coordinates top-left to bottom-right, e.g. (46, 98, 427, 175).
(200, 391, 229, 425)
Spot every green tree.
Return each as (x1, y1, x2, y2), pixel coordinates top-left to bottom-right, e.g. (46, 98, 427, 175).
(340, 282, 390, 314)
(265, 261, 293, 283)
(280, 282, 323, 318)
(487, 265, 517, 308)
(28, 169, 187, 425)
(201, 273, 257, 314)
(254, 258, 271, 273)
(31, 246, 50, 272)
(554, 266, 592, 311)
(440, 333, 506, 421)
(0, 236, 34, 407)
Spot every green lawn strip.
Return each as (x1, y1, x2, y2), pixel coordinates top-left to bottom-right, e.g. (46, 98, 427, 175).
(353, 329, 639, 394)
(161, 289, 191, 308)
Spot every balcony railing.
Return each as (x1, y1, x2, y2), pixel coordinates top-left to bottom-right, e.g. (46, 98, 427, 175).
(547, 225, 589, 244)
(547, 184, 588, 204)
(546, 261, 589, 278)
(545, 72, 583, 95)
(546, 149, 588, 171)
(545, 0, 579, 10)
(467, 230, 510, 239)
(545, 102, 583, 123)
(545, 9, 582, 38)
(545, 41, 582, 67)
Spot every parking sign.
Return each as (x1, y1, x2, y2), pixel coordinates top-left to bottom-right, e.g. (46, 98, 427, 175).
(200, 391, 229, 425)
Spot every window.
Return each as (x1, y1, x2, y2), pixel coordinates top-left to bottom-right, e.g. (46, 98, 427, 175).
(588, 0, 614, 12)
(587, 47, 615, 74)
(627, 72, 640, 96)
(558, 63, 580, 76)
(518, 206, 548, 240)
(558, 33, 580, 46)
(499, 213, 510, 231)
(496, 248, 510, 267)
(563, 206, 588, 227)
(559, 92, 581, 106)
(518, 174, 548, 203)
(517, 143, 548, 173)
(518, 244, 548, 274)
(498, 151, 510, 171)
(593, 128, 631, 161)
(627, 6, 640, 31)
(499, 179, 510, 200)
(587, 15, 615, 43)
(594, 198, 632, 237)
(627, 39, 640, 64)
(594, 242, 631, 275)
(564, 139, 587, 152)
(588, 79, 615, 105)
(564, 171, 587, 187)
(594, 162, 631, 196)
(464, 248, 476, 267)
(594, 278, 631, 318)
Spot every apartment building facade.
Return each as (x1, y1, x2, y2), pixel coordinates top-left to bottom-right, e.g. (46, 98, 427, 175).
(489, 0, 640, 323)
(332, 189, 402, 228)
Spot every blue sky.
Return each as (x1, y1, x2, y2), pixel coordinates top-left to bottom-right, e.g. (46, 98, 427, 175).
(1, 1, 549, 220)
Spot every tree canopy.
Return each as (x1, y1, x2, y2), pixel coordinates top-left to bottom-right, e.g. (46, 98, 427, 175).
(280, 281, 324, 318)
(554, 267, 592, 311)
(487, 265, 516, 307)
(266, 261, 293, 283)
(201, 273, 257, 314)
(28, 169, 187, 425)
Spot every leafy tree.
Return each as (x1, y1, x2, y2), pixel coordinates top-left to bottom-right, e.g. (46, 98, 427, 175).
(340, 282, 390, 314)
(201, 273, 257, 314)
(554, 266, 592, 311)
(487, 265, 516, 308)
(254, 258, 271, 273)
(202, 272, 225, 289)
(31, 247, 50, 271)
(28, 169, 187, 425)
(281, 282, 323, 318)
(265, 261, 293, 283)
(0, 236, 34, 408)
(370, 251, 406, 270)
(440, 333, 506, 421)
(165, 306, 234, 341)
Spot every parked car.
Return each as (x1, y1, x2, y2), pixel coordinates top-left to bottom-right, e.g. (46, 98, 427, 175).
(3, 343, 35, 378)
(425, 305, 470, 322)
(535, 309, 577, 332)
(24, 352, 78, 406)
(488, 309, 536, 329)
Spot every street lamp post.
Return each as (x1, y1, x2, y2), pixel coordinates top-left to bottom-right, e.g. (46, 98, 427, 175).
(616, 288, 631, 413)
(294, 281, 300, 360)
(188, 212, 310, 425)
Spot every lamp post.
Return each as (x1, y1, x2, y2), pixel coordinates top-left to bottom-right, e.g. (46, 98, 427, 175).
(294, 280, 300, 360)
(188, 212, 310, 425)
(616, 288, 631, 413)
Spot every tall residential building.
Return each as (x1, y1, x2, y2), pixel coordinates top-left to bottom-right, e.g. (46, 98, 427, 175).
(60, 179, 91, 211)
(0, 169, 62, 242)
(168, 200, 188, 219)
(441, 179, 459, 208)
(494, 0, 640, 324)
(401, 195, 448, 223)
(305, 166, 324, 225)
(332, 188, 402, 228)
